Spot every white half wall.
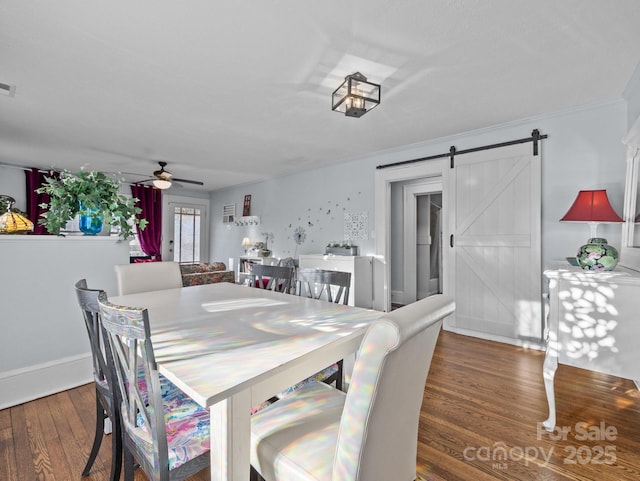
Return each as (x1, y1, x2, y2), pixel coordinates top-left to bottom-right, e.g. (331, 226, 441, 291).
(0, 234, 130, 409)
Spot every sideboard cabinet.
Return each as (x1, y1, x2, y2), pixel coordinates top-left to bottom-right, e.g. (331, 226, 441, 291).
(542, 266, 640, 431)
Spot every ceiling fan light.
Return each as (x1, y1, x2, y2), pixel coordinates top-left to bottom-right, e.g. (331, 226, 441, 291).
(152, 179, 172, 189)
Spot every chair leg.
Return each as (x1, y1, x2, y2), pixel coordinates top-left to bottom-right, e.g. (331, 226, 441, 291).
(335, 359, 344, 391)
(109, 413, 122, 481)
(81, 395, 104, 476)
(250, 465, 265, 481)
(123, 445, 135, 481)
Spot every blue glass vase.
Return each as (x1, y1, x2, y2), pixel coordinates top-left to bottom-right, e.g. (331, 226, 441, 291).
(78, 202, 103, 235)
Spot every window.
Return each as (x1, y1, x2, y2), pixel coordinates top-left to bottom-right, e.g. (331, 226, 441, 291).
(173, 206, 201, 263)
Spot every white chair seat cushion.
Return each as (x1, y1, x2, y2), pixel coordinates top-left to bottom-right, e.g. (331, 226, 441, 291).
(251, 380, 344, 481)
(276, 363, 339, 399)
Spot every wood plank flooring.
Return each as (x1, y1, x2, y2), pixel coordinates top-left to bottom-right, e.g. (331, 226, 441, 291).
(1, 330, 638, 481)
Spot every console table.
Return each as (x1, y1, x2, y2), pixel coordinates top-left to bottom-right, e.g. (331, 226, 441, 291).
(542, 266, 640, 431)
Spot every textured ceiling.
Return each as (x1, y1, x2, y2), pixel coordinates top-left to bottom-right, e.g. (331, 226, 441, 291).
(1, 0, 640, 190)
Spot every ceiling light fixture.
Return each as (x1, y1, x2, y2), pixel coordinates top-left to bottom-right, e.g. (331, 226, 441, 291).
(331, 72, 380, 118)
(152, 179, 172, 190)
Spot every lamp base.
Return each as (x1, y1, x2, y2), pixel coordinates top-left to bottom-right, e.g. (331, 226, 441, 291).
(576, 238, 618, 271)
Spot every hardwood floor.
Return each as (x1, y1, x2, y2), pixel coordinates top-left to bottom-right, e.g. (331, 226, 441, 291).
(2, 330, 639, 480)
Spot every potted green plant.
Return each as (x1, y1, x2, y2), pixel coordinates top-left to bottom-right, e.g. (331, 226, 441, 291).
(325, 241, 359, 256)
(36, 168, 147, 239)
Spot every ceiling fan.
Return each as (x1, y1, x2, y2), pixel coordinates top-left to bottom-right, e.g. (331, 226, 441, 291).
(136, 162, 204, 189)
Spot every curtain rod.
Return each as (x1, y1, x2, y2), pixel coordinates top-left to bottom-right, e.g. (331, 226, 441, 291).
(376, 129, 548, 170)
(0, 162, 34, 172)
(0, 162, 147, 187)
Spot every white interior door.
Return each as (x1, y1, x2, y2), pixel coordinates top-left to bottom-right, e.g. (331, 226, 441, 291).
(449, 142, 541, 342)
(416, 194, 431, 300)
(403, 181, 442, 304)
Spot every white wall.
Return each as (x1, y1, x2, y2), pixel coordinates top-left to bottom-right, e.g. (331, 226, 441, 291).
(210, 158, 376, 263)
(624, 60, 640, 129)
(0, 165, 27, 210)
(210, 100, 629, 296)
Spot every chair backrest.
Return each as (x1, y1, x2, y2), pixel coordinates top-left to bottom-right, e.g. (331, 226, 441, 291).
(74, 279, 114, 418)
(97, 292, 168, 478)
(278, 257, 296, 268)
(251, 264, 294, 293)
(296, 268, 351, 304)
(114, 261, 183, 295)
(333, 294, 455, 481)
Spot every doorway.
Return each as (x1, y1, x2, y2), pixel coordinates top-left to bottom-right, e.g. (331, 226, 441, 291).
(402, 181, 443, 305)
(375, 137, 542, 344)
(161, 195, 210, 263)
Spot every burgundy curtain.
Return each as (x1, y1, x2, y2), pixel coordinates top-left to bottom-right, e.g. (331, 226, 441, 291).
(25, 168, 56, 235)
(131, 185, 162, 260)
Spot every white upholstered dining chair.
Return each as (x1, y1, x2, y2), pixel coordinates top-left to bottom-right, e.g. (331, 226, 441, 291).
(114, 261, 183, 295)
(250, 294, 455, 481)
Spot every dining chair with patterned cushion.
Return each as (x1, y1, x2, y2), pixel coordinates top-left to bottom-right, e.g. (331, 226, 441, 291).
(250, 294, 455, 481)
(74, 279, 121, 481)
(284, 268, 352, 393)
(98, 293, 210, 481)
(250, 264, 294, 293)
(114, 261, 183, 296)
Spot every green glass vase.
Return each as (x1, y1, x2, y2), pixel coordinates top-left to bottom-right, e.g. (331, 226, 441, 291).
(576, 237, 618, 271)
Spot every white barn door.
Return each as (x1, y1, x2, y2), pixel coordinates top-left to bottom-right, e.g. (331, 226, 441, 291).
(448, 142, 541, 343)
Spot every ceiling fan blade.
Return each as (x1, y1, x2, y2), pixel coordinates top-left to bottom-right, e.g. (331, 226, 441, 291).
(173, 177, 204, 186)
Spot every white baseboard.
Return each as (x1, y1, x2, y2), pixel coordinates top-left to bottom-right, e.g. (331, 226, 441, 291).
(0, 354, 93, 410)
(391, 290, 404, 305)
(442, 325, 545, 351)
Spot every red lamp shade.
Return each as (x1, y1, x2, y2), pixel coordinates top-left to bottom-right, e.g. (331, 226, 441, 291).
(560, 190, 623, 223)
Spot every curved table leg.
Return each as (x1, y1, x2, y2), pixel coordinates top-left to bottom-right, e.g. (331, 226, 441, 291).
(542, 347, 558, 432)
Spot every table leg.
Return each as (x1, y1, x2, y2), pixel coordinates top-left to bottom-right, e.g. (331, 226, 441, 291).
(542, 348, 558, 432)
(210, 390, 251, 481)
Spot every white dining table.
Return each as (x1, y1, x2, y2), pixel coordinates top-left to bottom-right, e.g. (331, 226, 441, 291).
(111, 281, 383, 481)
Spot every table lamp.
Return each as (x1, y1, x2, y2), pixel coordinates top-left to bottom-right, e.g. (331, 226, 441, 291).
(0, 195, 34, 234)
(560, 189, 623, 271)
(241, 237, 252, 253)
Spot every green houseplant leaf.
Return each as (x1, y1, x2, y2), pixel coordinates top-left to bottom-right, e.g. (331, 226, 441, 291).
(36, 168, 147, 239)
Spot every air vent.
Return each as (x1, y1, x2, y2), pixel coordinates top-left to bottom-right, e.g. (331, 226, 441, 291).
(0, 82, 16, 97)
(222, 204, 236, 224)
